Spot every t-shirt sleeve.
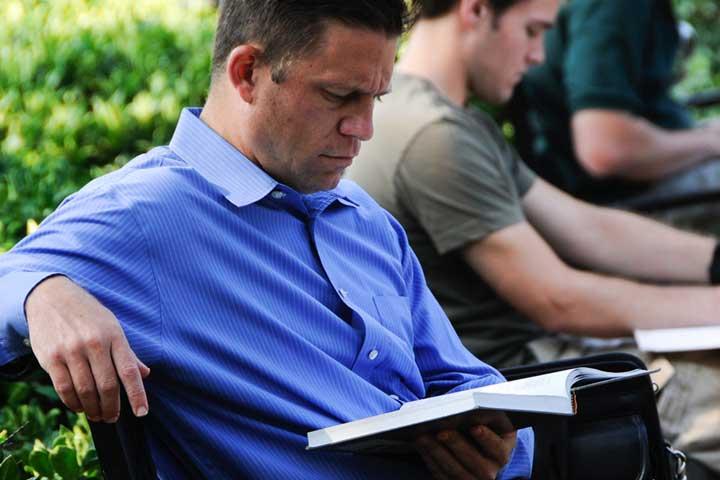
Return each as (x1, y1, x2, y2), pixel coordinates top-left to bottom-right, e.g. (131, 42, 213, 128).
(564, 0, 653, 114)
(394, 117, 533, 255)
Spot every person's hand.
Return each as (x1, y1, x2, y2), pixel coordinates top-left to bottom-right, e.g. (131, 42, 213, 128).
(25, 275, 150, 422)
(415, 424, 517, 480)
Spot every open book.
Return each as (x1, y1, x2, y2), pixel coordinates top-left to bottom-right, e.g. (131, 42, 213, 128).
(307, 367, 651, 453)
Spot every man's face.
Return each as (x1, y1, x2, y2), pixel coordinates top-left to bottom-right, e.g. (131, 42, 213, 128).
(467, 0, 559, 105)
(246, 23, 397, 193)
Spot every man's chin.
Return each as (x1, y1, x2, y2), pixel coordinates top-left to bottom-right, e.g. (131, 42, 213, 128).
(298, 175, 343, 194)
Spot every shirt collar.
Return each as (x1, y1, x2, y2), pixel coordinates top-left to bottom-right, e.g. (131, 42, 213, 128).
(169, 108, 360, 209)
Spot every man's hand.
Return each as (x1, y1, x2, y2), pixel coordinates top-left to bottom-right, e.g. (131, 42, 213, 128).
(415, 425, 517, 480)
(25, 275, 150, 422)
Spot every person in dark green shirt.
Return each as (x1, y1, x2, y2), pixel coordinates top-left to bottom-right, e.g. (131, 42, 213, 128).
(515, 0, 720, 213)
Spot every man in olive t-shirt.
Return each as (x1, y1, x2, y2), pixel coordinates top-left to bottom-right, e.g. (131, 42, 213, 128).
(515, 0, 720, 217)
(347, 0, 720, 474)
(353, 72, 543, 367)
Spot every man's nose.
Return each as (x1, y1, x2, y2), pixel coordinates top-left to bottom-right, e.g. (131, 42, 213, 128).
(339, 98, 374, 141)
(528, 38, 546, 66)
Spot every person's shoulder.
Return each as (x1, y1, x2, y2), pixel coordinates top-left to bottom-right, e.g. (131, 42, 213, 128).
(409, 107, 507, 158)
(385, 73, 472, 127)
(567, 0, 650, 17)
(67, 146, 201, 210)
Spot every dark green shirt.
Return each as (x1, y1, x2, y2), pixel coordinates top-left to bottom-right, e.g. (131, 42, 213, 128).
(517, 0, 693, 203)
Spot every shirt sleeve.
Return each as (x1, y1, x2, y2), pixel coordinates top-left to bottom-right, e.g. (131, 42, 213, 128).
(0, 183, 162, 368)
(564, 0, 653, 114)
(395, 117, 532, 255)
(0, 271, 60, 365)
(387, 214, 534, 477)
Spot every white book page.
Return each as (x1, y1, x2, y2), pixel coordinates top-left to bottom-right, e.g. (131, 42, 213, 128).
(634, 326, 720, 352)
(400, 369, 576, 414)
(472, 369, 573, 397)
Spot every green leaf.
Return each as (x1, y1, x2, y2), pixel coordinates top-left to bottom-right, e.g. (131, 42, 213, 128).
(27, 447, 53, 478)
(0, 456, 20, 480)
(6, 384, 31, 407)
(50, 446, 80, 480)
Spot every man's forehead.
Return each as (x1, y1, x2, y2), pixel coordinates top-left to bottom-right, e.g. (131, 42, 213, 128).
(303, 23, 397, 93)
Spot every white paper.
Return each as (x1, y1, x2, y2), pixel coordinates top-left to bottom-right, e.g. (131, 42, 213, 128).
(634, 326, 720, 352)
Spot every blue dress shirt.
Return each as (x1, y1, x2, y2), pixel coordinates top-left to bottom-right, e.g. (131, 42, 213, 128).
(0, 108, 532, 478)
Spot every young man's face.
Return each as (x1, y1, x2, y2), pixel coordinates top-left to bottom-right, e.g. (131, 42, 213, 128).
(467, 0, 559, 105)
(247, 23, 397, 193)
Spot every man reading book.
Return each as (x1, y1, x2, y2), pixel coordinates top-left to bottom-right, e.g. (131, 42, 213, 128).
(0, 1, 533, 478)
(345, 0, 720, 476)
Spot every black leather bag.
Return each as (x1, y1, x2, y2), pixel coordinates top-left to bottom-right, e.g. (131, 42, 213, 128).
(500, 352, 686, 480)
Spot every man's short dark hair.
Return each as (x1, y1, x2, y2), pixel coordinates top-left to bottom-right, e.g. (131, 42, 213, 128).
(419, 0, 526, 19)
(212, 0, 415, 83)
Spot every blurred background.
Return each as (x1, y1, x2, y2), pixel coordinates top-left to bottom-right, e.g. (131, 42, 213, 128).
(0, 0, 718, 477)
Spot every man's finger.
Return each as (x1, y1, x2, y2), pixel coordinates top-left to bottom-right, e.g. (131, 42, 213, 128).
(46, 363, 82, 413)
(66, 356, 102, 421)
(469, 426, 516, 467)
(111, 339, 149, 417)
(417, 433, 475, 479)
(416, 436, 451, 480)
(138, 358, 151, 378)
(437, 430, 499, 479)
(87, 347, 121, 422)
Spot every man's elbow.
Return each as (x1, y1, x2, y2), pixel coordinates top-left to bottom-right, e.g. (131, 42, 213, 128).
(528, 289, 583, 335)
(575, 143, 628, 179)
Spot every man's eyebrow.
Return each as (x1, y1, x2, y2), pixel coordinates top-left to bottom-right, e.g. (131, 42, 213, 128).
(531, 19, 555, 30)
(320, 82, 391, 97)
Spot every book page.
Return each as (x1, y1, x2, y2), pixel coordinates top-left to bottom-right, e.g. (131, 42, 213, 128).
(400, 369, 575, 414)
(476, 369, 573, 397)
(634, 326, 720, 352)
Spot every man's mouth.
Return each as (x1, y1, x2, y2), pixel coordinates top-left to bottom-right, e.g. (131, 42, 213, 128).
(320, 154, 355, 165)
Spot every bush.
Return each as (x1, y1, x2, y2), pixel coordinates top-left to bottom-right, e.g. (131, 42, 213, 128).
(0, 379, 100, 480)
(673, 0, 720, 117)
(0, 0, 216, 250)
(1, 0, 216, 477)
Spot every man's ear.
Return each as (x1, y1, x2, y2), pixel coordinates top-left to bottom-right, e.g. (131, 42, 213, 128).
(226, 45, 263, 103)
(459, 0, 490, 29)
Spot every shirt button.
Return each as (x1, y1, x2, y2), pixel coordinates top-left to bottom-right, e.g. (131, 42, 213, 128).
(338, 288, 349, 298)
(23, 338, 31, 347)
(271, 190, 286, 199)
(368, 349, 379, 360)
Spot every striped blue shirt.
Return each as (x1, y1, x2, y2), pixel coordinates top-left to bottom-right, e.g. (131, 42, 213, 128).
(0, 108, 532, 478)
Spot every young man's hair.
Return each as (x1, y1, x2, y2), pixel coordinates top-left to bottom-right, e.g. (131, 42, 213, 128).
(419, 0, 526, 19)
(212, 0, 415, 83)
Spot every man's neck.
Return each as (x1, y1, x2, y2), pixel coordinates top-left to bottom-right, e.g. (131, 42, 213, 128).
(396, 18, 468, 106)
(200, 88, 256, 164)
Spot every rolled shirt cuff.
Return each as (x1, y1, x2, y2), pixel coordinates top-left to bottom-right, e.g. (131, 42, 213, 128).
(0, 271, 62, 366)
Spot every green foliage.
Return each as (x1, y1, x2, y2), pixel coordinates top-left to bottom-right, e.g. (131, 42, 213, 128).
(0, 379, 100, 479)
(0, 0, 216, 250)
(673, 0, 720, 117)
(1, 1, 218, 476)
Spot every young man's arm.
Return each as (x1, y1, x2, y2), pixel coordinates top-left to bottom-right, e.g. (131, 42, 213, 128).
(572, 109, 720, 180)
(462, 181, 720, 337)
(523, 179, 716, 283)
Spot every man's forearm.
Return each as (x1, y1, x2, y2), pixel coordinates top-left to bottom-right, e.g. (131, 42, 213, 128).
(536, 269, 720, 337)
(566, 205, 716, 283)
(572, 110, 720, 181)
(523, 181, 716, 284)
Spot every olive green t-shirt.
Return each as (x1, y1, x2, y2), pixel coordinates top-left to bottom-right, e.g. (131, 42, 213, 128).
(517, 0, 693, 203)
(347, 73, 543, 367)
